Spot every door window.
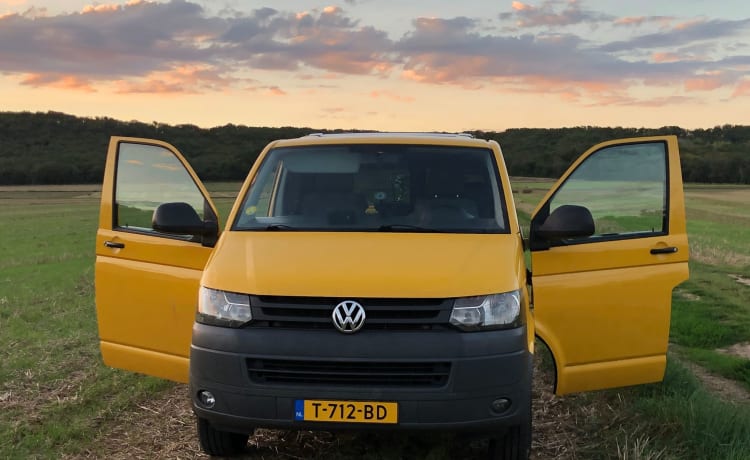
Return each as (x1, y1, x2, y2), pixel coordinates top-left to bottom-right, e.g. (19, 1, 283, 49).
(548, 141, 667, 241)
(114, 142, 208, 236)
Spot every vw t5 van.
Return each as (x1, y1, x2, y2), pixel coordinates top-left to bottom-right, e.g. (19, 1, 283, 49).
(95, 133, 689, 459)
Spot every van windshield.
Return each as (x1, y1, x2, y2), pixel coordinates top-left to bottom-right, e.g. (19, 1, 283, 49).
(233, 144, 509, 233)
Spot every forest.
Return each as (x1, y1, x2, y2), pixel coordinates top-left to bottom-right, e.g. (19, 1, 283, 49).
(0, 111, 748, 185)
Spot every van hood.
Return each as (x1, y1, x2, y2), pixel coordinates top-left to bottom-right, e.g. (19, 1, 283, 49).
(202, 232, 522, 298)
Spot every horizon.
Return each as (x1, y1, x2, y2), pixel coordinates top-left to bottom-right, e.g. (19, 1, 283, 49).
(1, 1, 749, 131)
(5, 109, 746, 132)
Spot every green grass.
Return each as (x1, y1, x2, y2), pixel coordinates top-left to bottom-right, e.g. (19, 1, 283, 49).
(1, 181, 749, 459)
(0, 184, 237, 457)
(627, 359, 750, 459)
(516, 179, 750, 458)
(0, 198, 172, 457)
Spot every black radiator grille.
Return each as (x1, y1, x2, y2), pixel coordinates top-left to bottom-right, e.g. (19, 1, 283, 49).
(247, 358, 451, 387)
(249, 296, 453, 330)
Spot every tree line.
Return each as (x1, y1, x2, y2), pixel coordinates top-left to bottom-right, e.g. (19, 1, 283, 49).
(0, 111, 748, 185)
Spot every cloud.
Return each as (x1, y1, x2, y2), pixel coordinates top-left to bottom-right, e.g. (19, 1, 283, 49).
(614, 16, 674, 28)
(499, 0, 613, 28)
(20, 73, 95, 92)
(0, 0, 748, 108)
(601, 18, 750, 52)
(397, 18, 644, 86)
(684, 78, 722, 91)
(0, 0, 222, 81)
(0, 0, 395, 92)
(266, 86, 287, 96)
(732, 79, 750, 97)
(113, 65, 236, 94)
(369, 90, 415, 103)
(219, 6, 395, 75)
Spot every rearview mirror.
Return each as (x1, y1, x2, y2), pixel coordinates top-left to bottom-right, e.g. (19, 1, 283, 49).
(152, 202, 218, 236)
(535, 205, 595, 240)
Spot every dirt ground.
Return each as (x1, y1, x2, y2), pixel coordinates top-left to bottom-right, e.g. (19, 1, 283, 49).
(70, 357, 586, 460)
(68, 351, 749, 459)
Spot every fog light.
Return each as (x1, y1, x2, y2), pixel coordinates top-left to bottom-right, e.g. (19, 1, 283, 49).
(490, 398, 511, 414)
(198, 390, 216, 408)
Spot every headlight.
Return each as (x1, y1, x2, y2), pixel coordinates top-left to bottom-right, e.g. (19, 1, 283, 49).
(449, 290, 523, 331)
(197, 287, 252, 328)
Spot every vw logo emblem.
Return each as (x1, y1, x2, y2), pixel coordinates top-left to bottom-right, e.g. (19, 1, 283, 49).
(332, 300, 366, 334)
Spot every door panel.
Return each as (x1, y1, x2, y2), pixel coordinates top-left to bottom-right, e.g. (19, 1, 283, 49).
(95, 137, 218, 383)
(530, 136, 689, 395)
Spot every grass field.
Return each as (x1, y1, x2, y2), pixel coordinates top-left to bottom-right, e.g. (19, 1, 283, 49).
(1, 181, 749, 459)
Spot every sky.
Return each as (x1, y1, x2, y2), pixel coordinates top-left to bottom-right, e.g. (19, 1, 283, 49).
(0, 0, 749, 131)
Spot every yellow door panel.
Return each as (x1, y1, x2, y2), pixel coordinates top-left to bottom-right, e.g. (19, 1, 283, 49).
(95, 137, 218, 382)
(531, 136, 689, 395)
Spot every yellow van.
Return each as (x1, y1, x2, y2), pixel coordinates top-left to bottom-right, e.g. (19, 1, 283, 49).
(95, 133, 688, 459)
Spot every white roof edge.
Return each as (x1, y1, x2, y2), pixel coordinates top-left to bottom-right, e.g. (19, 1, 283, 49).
(303, 132, 476, 139)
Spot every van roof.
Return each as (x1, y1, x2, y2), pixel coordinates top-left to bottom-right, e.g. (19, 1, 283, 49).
(272, 132, 492, 148)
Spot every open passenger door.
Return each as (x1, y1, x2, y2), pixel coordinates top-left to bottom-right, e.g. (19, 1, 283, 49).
(95, 137, 219, 383)
(530, 136, 689, 395)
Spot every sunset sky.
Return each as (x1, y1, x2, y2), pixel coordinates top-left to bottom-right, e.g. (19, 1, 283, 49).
(1, 0, 748, 131)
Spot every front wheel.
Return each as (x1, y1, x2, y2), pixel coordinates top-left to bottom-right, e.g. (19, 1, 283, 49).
(488, 387, 532, 460)
(488, 422, 531, 460)
(197, 417, 249, 457)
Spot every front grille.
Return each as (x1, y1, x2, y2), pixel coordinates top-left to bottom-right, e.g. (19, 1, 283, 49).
(247, 358, 451, 387)
(249, 296, 453, 330)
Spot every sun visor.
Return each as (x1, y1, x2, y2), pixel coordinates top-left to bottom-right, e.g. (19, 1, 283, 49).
(282, 148, 361, 174)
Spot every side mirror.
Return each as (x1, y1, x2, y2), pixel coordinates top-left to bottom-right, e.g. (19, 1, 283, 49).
(152, 202, 217, 236)
(535, 205, 595, 240)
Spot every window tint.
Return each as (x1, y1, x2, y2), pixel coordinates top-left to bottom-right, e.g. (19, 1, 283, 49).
(115, 143, 207, 236)
(235, 144, 507, 233)
(549, 142, 667, 239)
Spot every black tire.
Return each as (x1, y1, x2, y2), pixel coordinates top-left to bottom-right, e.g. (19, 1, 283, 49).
(488, 422, 531, 460)
(197, 417, 249, 457)
(488, 388, 532, 460)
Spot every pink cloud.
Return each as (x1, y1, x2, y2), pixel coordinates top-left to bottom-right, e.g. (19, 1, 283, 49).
(674, 19, 704, 31)
(81, 0, 146, 14)
(684, 77, 724, 92)
(267, 86, 287, 96)
(615, 16, 646, 26)
(114, 65, 233, 94)
(81, 4, 120, 14)
(614, 15, 674, 28)
(306, 52, 393, 75)
(731, 79, 750, 97)
(369, 90, 415, 103)
(652, 52, 682, 63)
(19, 73, 96, 92)
(511, 1, 533, 12)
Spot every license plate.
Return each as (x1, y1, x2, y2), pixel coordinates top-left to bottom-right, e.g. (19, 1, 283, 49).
(294, 399, 398, 424)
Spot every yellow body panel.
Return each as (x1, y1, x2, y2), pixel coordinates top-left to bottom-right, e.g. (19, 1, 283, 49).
(531, 136, 689, 394)
(95, 133, 688, 395)
(95, 137, 218, 383)
(202, 232, 523, 298)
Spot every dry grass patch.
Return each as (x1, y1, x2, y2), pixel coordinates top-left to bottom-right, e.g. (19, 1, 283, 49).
(689, 243, 750, 267)
(679, 359, 750, 404)
(717, 342, 750, 361)
(729, 275, 750, 286)
(69, 349, 667, 459)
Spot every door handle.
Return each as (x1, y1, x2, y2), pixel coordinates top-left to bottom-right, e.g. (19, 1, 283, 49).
(650, 246, 677, 255)
(104, 241, 125, 249)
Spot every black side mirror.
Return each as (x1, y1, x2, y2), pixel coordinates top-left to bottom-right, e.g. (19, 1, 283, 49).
(152, 202, 217, 236)
(535, 205, 595, 240)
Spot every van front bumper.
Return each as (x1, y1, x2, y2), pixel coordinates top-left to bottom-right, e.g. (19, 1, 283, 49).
(189, 323, 532, 434)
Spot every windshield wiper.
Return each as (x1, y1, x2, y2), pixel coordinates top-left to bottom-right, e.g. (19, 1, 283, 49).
(377, 224, 443, 233)
(264, 224, 296, 231)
